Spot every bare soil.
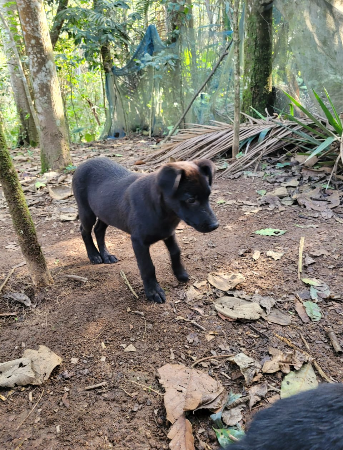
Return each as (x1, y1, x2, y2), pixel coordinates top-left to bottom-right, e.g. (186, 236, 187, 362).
(1, 139, 343, 450)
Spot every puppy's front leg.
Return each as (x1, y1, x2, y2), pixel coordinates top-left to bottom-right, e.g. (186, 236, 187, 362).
(131, 237, 166, 303)
(164, 234, 189, 282)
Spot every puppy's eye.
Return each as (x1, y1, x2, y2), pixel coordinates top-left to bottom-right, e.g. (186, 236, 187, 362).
(186, 197, 196, 204)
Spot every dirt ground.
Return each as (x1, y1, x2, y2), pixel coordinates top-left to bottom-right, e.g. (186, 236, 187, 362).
(1, 138, 343, 450)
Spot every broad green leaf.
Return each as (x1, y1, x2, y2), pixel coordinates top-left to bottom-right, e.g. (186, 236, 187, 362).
(257, 128, 271, 143)
(324, 87, 341, 126)
(303, 301, 322, 321)
(312, 90, 342, 135)
(84, 132, 95, 143)
(256, 189, 266, 196)
(227, 391, 242, 406)
(255, 228, 287, 236)
(214, 427, 245, 447)
(305, 136, 336, 162)
(210, 412, 224, 428)
(35, 181, 46, 189)
(301, 278, 321, 286)
(281, 363, 318, 399)
(283, 114, 328, 139)
(114, 154, 123, 157)
(276, 162, 291, 168)
(217, 199, 226, 204)
(283, 90, 336, 137)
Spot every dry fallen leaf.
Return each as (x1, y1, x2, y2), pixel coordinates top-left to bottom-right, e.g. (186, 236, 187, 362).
(208, 273, 245, 291)
(167, 415, 195, 450)
(231, 353, 261, 386)
(48, 185, 73, 200)
(295, 300, 310, 323)
(214, 296, 263, 321)
(252, 250, 261, 261)
(186, 286, 202, 302)
(0, 346, 62, 387)
(124, 344, 136, 352)
(222, 406, 244, 426)
(249, 382, 268, 409)
(158, 364, 226, 450)
(266, 250, 284, 260)
(262, 308, 291, 326)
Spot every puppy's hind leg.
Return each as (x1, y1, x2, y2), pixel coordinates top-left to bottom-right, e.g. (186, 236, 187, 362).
(94, 219, 118, 264)
(164, 234, 189, 282)
(79, 210, 103, 264)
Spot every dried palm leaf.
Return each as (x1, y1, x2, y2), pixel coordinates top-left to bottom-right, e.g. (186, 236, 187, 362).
(145, 119, 313, 175)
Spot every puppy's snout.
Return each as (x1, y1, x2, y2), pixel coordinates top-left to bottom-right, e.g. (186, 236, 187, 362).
(208, 222, 219, 231)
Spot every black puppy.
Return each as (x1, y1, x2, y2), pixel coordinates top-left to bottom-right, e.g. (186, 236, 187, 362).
(72, 157, 218, 303)
(225, 383, 343, 450)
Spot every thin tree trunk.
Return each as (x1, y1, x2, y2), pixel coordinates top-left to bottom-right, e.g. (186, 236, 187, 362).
(232, 0, 240, 157)
(0, 3, 39, 146)
(0, 120, 52, 287)
(16, 0, 72, 172)
(50, 0, 69, 49)
(242, 0, 274, 117)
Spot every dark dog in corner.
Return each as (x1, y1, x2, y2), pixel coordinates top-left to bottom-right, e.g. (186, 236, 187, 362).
(223, 383, 343, 450)
(72, 157, 218, 303)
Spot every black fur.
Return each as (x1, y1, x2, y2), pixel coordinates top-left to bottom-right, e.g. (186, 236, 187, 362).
(225, 384, 343, 450)
(72, 157, 218, 303)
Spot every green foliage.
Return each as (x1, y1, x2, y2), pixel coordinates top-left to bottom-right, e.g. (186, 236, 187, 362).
(283, 89, 341, 162)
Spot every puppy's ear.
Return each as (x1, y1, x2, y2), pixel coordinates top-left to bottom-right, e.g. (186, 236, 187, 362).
(157, 165, 183, 196)
(194, 159, 216, 186)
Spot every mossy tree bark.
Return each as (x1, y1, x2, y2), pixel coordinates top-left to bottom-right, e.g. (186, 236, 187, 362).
(0, 121, 53, 287)
(16, 0, 72, 172)
(242, 0, 274, 117)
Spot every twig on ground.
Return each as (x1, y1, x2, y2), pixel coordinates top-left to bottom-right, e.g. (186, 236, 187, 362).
(274, 333, 333, 383)
(0, 268, 15, 294)
(0, 312, 17, 317)
(64, 274, 88, 283)
(120, 271, 138, 299)
(326, 329, 343, 354)
(119, 386, 136, 398)
(298, 237, 305, 279)
(84, 382, 107, 391)
(300, 333, 311, 351)
(191, 354, 234, 368)
(128, 380, 163, 396)
(16, 389, 44, 430)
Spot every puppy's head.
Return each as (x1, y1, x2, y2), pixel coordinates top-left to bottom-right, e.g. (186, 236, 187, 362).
(157, 159, 219, 233)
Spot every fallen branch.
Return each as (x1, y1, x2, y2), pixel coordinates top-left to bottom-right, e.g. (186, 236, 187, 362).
(0, 268, 14, 294)
(128, 380, 163, 396)
(191, 354, 234, 368)
(84, 381, 107, 391)
(120, 271, 138, 299)
(326, 329, 343, 354)
(298, 237, 305, 279)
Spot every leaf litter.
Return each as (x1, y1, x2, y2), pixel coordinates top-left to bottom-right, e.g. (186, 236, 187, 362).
(158, 364, 227, 450)
(280, 363, 318, 399)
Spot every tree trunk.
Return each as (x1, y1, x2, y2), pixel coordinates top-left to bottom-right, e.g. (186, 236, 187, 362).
(0, 0, 39, 147)
(16, 0, 72, 172)
(0, 120, 53, 287)
(242, 0, 274, 117)
(50, 0, 69, 49)
(232, 0, 240, 157)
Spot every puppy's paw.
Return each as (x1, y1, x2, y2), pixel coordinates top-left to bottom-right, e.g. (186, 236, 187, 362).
(174, 267, 189, 283)
(102, 254, 118, 264)
(144, 282, 166, 304)
(89, 254, 103, 264)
